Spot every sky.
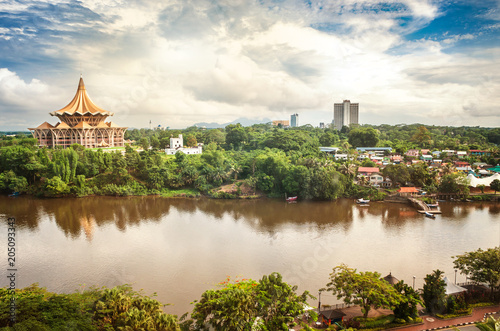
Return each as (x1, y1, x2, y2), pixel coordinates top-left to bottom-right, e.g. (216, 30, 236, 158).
(0, 0, 499, 130)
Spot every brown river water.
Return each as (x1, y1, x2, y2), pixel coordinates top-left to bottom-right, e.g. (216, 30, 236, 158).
(1, 196, 499, 316)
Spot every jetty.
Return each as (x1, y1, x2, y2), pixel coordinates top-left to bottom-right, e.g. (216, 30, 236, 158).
(408, 197, 442, 214)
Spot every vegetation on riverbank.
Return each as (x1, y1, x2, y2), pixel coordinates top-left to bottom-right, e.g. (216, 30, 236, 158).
(0, 123, 498, 200)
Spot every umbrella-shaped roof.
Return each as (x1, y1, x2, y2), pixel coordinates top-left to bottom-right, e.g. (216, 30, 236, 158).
(444, 276, 467, 295)
(383, 272, 399, 285)
(50, 77, 113, 117)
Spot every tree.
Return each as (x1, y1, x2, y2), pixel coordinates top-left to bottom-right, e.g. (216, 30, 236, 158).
(139, 137, 150, 150)
(392, 281, 422, 321)
(191, 273, 311, 331)
(44, 176, 70, 197)
(256, 273, 313, 330)
(93, 285, 180, 331)
(453, 247, 500, 297)
(326, 264, 402, 318)
(0, 170, 28, 193)
(186, 134, 197, 147)
(150, 136, 160, 149)
(422, 269, 446, 314)
(491, 179, 500, 194)
(383, 164, 410, 187)
(477, 184, 486, 194)
(282, 165, 310, 197)
(439, 173, 470, 196)
(308, 167, 345, 200)
(225, 124, 247, 150)
(348, 127, 379, 148)
(361, 158, 376, 168)
(409, 163, 436, 188)
(319, 131, 338, 146)
(411, 126, 432, 147)
(202, 129, 225, 146)
(479, 315, 500, 331)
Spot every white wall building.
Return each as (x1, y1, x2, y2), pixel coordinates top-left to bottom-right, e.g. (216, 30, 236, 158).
(165, 134, 203, 155)
(333, 100, 359, 131)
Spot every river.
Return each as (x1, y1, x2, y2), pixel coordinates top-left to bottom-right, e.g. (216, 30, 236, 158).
(0, 196, 499, 316)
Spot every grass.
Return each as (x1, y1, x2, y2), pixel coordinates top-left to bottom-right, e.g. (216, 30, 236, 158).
(160, 188, 201, 198)
(435, 308, 472, 319)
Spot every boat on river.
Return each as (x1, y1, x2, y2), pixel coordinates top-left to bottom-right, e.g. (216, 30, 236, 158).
(356, 198, 370, 204)
(424, 212, 436, 219)
(286, 196, 298, 202)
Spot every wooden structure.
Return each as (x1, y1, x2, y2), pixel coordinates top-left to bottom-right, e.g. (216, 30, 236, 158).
(29, 76, 127, 148)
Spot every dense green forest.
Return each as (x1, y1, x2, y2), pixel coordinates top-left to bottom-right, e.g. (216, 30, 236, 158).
(0, 124, 498, 200)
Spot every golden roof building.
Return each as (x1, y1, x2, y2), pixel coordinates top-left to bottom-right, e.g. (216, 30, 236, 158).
(29, 77, 127, 148)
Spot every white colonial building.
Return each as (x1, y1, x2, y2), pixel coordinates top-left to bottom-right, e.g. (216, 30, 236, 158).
(165, 134, 203, 155)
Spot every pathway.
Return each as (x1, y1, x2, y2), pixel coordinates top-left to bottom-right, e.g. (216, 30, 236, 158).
(394, 305, 500, 331)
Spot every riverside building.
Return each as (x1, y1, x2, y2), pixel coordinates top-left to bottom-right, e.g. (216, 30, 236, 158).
(29, 76, 127, 148)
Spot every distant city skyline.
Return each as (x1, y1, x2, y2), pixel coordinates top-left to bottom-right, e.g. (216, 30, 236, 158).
(0, 1, 499, 131)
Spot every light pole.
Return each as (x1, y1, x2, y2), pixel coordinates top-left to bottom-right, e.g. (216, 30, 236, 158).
(318, 290, 322, 313)
(413, 276, 416, 290)
(455, 270, 457, 284)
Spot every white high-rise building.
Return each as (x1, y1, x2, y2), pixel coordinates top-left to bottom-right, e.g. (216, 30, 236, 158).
(291, 113, 299, 127)
(333, 100, 358, 131)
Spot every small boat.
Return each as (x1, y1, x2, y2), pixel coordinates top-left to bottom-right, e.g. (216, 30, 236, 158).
(8, 192, 20, 197)
(426, 203, 439, 208)
(356, 198, 370, 204)
(286, 196, 298, 202)
(424, 212, 435, 219)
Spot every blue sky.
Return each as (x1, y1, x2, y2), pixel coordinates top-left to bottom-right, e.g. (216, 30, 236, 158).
(0, 0, 499, 130)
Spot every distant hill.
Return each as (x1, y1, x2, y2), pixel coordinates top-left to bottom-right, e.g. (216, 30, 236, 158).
(193, 117, 272, 128)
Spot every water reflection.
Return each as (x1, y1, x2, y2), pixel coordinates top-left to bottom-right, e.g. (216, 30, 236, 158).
(1, 195, 499, 316)
(2, 196, 499, 241)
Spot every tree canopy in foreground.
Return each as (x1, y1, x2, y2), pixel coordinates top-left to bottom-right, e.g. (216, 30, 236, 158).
(325, 264, 402, 318)
(454, 246, 500, 296)
(190, 272, 313, 331)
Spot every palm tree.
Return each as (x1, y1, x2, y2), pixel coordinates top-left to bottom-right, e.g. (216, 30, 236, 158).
(339, 163, 357, 180)
(479, 315, 500, 331)
(441, 163, 455, 176)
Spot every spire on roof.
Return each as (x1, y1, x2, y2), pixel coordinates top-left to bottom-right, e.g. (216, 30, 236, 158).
(50, 76, 113, 117)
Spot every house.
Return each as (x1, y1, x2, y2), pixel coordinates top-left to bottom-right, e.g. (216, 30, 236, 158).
(398, 187, 419, 196)
(368, 172, 384, 186)
(391, 155, 403, 164)
(421, 155, 433, 162)
(421, 149, 430, 155)
(456, 151, 467, 159)
(334, 154, 349, 161)
(406, 149, 420, 157)
(357, 167, 380, 177)
(470, 150, 491, 156)
(441, 150, 456, 156)
(320, 147, 340, 154)
(454, 161, 472, 173)
(486, 166, 500, 173)
(382, 177, 393, 188)
(165, 134, 203, 155)
(356, 147, 392, 156)
(454, 161, 470, 167)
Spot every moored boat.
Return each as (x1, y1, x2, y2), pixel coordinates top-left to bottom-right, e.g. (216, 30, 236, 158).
(424, 211, 435, 219)
(356, 198, 370, 204)
(286, 196, 298, 202)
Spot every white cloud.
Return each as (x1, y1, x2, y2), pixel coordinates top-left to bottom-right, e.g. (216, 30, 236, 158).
(1, 0, 499, 130)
